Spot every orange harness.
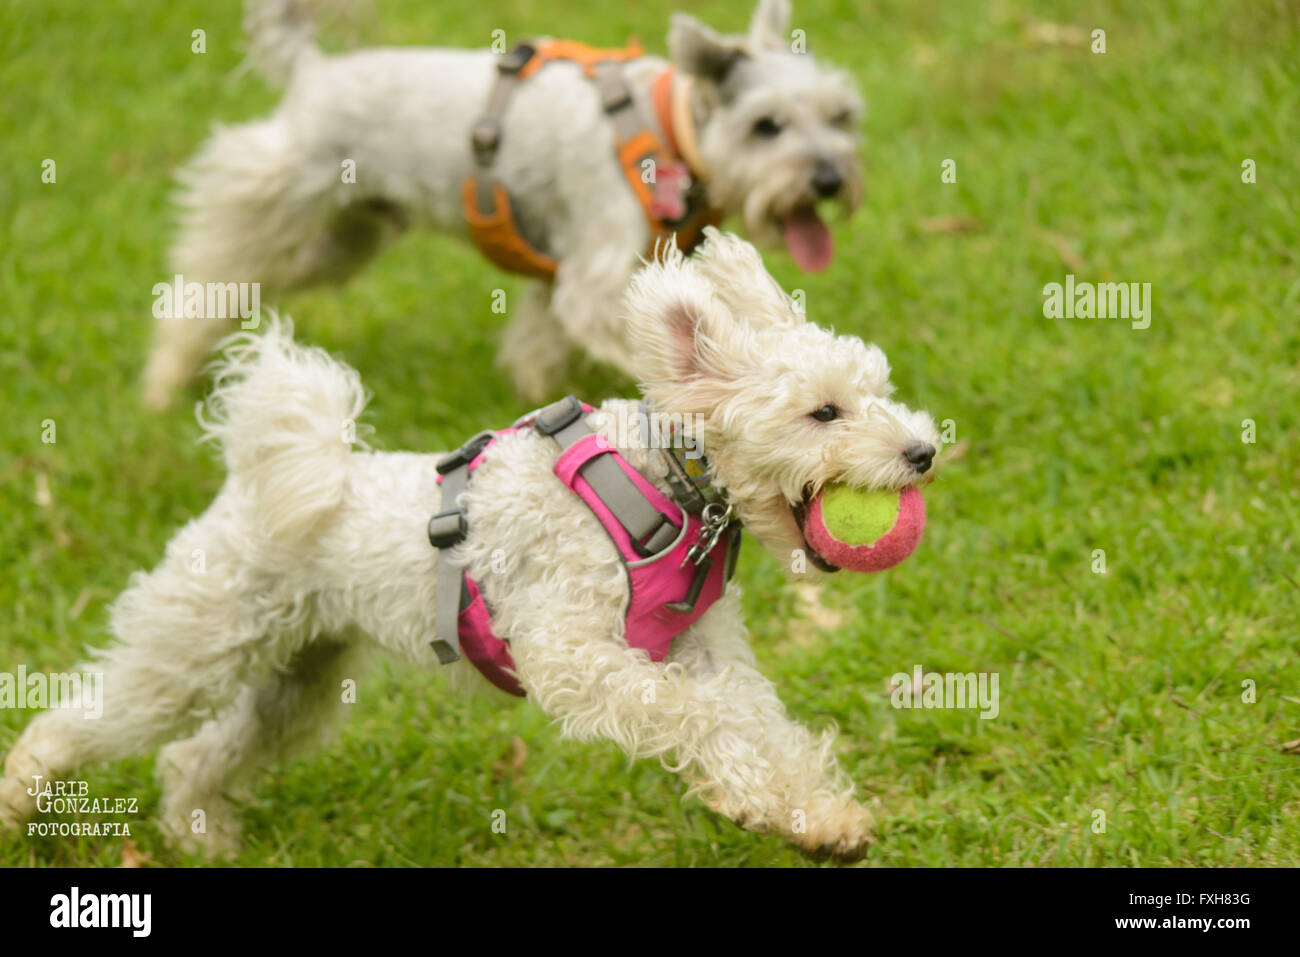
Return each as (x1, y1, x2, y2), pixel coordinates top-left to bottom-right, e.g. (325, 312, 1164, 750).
(462, 39, 721, 281)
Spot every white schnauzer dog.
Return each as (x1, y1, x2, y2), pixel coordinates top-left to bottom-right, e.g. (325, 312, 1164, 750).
(9, 232, 937, 862)
(143, 0, 864, 407)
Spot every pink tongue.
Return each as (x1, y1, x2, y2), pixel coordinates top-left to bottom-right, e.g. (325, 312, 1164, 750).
(781, 208, 833, 271)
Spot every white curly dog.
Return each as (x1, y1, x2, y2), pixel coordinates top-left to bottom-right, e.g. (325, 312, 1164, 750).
(143, 0, 865, 406)
(6, 232, 939, 862)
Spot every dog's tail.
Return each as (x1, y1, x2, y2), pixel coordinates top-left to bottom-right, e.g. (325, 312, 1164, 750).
(242, 0, 335, 84)
(198, 318, 369, 543)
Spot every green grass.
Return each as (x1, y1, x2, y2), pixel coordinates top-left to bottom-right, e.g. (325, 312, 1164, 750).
(2, 0, 1298, 867)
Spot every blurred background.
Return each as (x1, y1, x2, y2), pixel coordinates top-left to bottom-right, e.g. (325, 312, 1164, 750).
(1, 0, 1297, 866)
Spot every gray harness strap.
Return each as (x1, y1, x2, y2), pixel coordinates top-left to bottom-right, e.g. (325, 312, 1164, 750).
(431, 468, 467, 664)
(467, 44, 533, 217)
(428, 430, 495, 664)
(592, 60, 647, 144)
(533, 396, 680, 556)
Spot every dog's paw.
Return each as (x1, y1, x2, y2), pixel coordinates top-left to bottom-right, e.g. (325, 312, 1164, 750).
(0, 774, 36, 833)
(0, 799, 23, 833)
(160, 819, 243, 859)
(806, 833, 873, 864)
(159, 801, 243, 859)
(791, 795, 874, 865)
(508, 365, 560, 406)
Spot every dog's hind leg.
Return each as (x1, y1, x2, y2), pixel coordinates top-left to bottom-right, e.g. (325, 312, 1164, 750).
(144, 117, 406, 408)
(0, 517, 281, 832)
(155, 637, 366, 855)
(144, 119, 299, 408)
(496, 281, 574, 402)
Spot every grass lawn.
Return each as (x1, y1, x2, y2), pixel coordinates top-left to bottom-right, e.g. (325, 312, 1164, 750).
(1, 0, 1297, 867)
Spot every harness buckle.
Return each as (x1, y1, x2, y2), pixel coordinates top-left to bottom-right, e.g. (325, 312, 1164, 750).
(601, 83, 632, 113)
(471, 119, 503, 166)
(436, 430, 496, 475)
(532, 395, 585, 437)
(427, 509, 468, 550)
(635, 514, 679, 557)
(591, 61, 633, 113)
(497, 43, 536, 75)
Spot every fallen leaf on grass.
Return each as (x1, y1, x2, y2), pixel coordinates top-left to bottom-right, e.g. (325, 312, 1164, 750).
(69, 588, 93, 620)
(1021, 20, 1087, 47)
(35, 472, 52, 508)
(119, 839, 152, 868)
(918, 215, 983, 234)
(777, 582, 849, 653)
(1281, 739, 1300, 755)
(796, 582, 845, 631)
(1041, 232, 1086, 272)
(491, 736, 527, 781)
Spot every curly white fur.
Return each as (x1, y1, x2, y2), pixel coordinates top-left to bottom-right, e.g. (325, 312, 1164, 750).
(197, 320, 369, 542)
(5, 232, 938, 862)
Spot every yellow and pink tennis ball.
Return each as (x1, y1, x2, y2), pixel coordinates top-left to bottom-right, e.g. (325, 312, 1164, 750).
(803, 484, 925, 572)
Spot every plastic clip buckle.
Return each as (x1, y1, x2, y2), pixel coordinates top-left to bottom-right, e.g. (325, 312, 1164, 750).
(436, 431, 495, 475)
(532, 395, 584, 437)
(497, 43, 535, 75)
(427, 509, 468, 550)
(470, 119, 502, 166)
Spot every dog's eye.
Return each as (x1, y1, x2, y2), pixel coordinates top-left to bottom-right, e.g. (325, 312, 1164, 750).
(830, 109, 854, 129)
(752, 116, 783, 137)
(810, 404, 839, 422)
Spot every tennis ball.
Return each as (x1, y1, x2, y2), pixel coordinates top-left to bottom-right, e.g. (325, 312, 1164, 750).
(803, 483, 926, 573)
(821, 485, 902, 546)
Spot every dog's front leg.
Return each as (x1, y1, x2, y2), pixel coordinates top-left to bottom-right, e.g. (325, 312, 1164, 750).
(514, 593, 873, 863)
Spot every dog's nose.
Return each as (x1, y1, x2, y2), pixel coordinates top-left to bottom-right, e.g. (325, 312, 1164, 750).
(903, 442, 935, 473)
(812, 162, 843, 198)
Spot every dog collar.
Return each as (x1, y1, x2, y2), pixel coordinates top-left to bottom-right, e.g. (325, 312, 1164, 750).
(652, 68, 709, 182)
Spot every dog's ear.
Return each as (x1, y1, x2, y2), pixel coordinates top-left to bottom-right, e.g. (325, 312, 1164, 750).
(689, 229, 802, 330)
(668, 13, 747, 85)
(748, 0, 792, 51)
(623, 240, 752, 399)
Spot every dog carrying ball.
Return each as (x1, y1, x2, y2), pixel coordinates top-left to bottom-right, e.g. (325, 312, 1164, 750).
(803, 484, 926, 572)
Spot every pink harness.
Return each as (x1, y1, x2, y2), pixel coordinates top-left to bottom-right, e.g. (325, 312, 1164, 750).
(431, 399, 739, 697)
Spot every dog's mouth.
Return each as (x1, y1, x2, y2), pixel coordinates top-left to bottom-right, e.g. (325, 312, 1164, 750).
(792, 487, 841, 573)
(792, 482, 927, 574)
(779, 206, 833, 272)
